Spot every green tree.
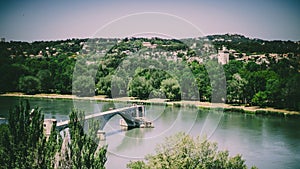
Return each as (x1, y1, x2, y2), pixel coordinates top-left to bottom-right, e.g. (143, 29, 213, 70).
(264, 76, 281, 106)
(44, 122, 62, 169)
(96, 75, 112, 97)
(18, 75, 41, 94)
(205, 60, 226, 103)
(0, 101, 107, 169)
(251, 91, 268, 108)
(111, 75, 128, 97)
(50, 55, 75, 94)
(0, 101, 50, 168)
(127, 132, 256, 169)
(160, 78, 181, 101)
(191, 62, 211, 101)
(224, 60, 244, 81)
(0, 63, 29, 92)
(128, 76, 151, 99)
(73, 75, 95, 97)
(0, 124, 11, 168)
(227, 73, 248, 103)
(59, 110, 107, 169)
(37, 69, 53, 93)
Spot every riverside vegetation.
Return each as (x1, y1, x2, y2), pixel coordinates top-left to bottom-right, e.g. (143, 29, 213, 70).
(0, 101, 107, 169)
(0, 34, 299, 111)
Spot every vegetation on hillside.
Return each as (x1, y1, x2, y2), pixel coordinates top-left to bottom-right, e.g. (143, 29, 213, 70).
(0, 35, 299, 110)
(207, 34, 300, 54)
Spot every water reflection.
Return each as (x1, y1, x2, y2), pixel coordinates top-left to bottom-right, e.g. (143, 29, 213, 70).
(115, 128, 153, 152)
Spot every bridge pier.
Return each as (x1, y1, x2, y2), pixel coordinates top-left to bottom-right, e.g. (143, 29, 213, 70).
(43, 105, 153, 140)
(43, 119, 57, 139)
(97, 130, 106, 141)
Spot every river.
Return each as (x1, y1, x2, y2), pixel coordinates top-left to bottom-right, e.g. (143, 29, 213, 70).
(0, 96, 299, 169)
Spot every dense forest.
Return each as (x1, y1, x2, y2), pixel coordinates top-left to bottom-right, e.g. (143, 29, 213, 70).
(0, 34, 299, 110)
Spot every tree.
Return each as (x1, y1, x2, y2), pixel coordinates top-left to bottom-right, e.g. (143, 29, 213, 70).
(59, 110, 107, 169)
(37, 69, 53, 92)
(18, 75, 41, 94)
(264, 76, 281, 107)
(0, 63, 29, 92)
(227, 73, 248, 104)
(127, 132, 256, 169)
(205, 60, 226, 103)
(0, 124, 11, 168)
(160, 78, 181, 101)
(73, 75, 95, 97)
(224, 60, 244, 81)
(96, 75, 112, 97)
(0, 101, 107, 169)
(251, 91, 268, 108)
(128, 76, 151, 99)
(44, 121, 62, 169)
(111, 75, 128, 97)
(191, 63, 211, 101)
(0, 101, 50, 168)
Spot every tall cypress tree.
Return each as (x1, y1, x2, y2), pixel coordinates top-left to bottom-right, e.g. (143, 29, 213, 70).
(0, 101, 48, 168)
(0, 101, 107, 168)
(59, 110, 107, 169)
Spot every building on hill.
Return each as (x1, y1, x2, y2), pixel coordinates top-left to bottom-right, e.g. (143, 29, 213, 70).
(217, 46, 229, 64)
(142, 42, 157, 49)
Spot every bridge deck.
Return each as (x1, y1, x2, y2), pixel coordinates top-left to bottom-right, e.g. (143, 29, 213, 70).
(56, 105, 140, 127)
(44, 105, 153, 138)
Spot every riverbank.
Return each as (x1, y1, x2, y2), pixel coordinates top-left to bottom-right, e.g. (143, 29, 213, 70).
(1, 92, 299, 117)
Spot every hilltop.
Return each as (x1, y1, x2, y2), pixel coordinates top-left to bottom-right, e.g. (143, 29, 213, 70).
(1, 34, 299, 64)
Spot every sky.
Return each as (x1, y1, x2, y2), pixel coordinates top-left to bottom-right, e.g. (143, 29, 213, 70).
(0, 0, 299, 42)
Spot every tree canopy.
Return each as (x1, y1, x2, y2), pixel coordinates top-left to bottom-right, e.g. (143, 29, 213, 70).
(127, 132, 257, 169)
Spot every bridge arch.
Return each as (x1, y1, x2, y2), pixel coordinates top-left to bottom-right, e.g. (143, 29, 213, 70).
(99, 111, 136, 130)
(51, 105, 146, 133)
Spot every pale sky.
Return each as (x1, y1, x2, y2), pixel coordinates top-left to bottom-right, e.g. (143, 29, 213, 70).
(0, 0, 299, 41)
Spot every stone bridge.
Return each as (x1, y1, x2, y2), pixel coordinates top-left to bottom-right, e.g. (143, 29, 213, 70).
(44, 105, 153, 137)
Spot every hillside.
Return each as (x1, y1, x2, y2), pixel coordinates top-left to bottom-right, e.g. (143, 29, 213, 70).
(0, 34, 299, 111)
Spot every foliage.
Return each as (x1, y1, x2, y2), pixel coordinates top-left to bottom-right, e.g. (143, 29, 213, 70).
(73, 75, 95, 97)
(160, 78, 181, 101)
(205, 60, 227, 103)
(0, 101, 54, 168)
(127, 132, 256, 169)
(111, 75, 128, 97)
(37, 69, 53, 93)
(59, 110, 107, 169)
(0, 101, 107, 169)
(0, 36, 299, 110)
(18, 76, 41, 94)
(207, 34, 300, 54)
(128, 76, 152, 99)
(251, 91, 268, 108)
(227, 73, 248, 103)
(96, 74, 112, 97)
